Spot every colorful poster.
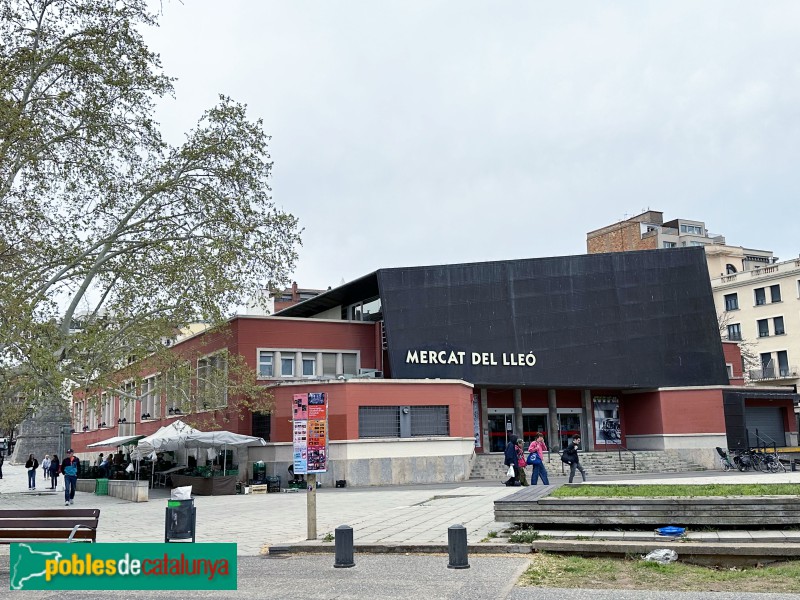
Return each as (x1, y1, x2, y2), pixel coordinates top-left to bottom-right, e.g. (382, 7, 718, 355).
(292, 417, 308, 473)
(593, 396, 621, 445)
(292, 392, 328, 474)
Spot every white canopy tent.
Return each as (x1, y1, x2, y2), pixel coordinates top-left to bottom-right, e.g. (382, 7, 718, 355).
(184, 431, 267, 473)
(134, 419, 202, 457)
(86, 434, 145, 448)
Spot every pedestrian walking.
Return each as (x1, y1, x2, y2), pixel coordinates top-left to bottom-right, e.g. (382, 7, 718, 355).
(0, 452, 4, 479)
(516, 439, 529, 486)
(528, 433, 550, 485)
(26, 454, 39, 489)
(62, 449, 80, 505)
(42, 454, 51, 481)
(503, 434, 520, 486)
(49, 454, 60, 490)
(561, 434, 587, 483)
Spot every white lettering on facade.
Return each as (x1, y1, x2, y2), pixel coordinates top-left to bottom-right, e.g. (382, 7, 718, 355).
(407, 349, 536, 367)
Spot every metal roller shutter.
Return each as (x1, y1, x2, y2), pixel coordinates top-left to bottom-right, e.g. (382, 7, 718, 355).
(744, 406, 785, 447)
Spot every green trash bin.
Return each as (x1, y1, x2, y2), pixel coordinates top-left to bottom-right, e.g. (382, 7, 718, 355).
(95, 478, 109, 496)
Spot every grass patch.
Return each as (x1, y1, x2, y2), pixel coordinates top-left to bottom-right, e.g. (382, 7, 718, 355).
(519, 554, 800, 593)
(551, 483, 800, 498)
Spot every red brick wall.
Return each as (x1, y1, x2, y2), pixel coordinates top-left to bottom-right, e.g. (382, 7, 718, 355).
(623, 389, 725, 435)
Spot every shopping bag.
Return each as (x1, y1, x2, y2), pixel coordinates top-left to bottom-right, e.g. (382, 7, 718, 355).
(506, 465, 515, 477)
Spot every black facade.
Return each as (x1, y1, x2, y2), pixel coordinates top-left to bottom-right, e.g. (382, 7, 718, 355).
(376, 248, 729, 389)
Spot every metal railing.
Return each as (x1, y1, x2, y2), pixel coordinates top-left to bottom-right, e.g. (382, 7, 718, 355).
(599, 441, 637, 470)
(749, 366, 798, 381)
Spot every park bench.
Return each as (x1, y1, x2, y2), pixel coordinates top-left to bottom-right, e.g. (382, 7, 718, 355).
(0, 509, 100, 544)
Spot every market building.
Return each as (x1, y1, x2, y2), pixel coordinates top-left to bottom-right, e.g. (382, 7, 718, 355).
(71, 247, 798, 486)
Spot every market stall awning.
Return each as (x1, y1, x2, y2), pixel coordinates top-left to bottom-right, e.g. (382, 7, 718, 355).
(185, 431, 267, 448)
(86, 434, 145, 448)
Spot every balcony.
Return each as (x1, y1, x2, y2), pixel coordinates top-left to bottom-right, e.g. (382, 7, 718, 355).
(713, 258, 800, 286)
(749, 366, 799, 381)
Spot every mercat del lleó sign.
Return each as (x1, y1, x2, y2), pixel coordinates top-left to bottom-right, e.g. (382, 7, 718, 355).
(405, 350, 537, 368)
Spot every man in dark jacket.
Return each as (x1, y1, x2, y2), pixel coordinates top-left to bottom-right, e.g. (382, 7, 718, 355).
(62, 449, 80, 506)
(562, 435, 587, 483)
(503, 434, 520, 486)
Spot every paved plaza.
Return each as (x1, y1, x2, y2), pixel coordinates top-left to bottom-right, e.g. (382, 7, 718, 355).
(3, 464, 800, 598)
(3, 463, 800, 556)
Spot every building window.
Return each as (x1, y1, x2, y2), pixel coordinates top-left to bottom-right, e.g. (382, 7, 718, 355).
(251, 412, 271, 441)
(760, 352, 773, 378)
(358, 406, 401, 438)
(662, 241, 677, 249)
(726, 364, 734, 379)
(689, 241, 705, 247)
(197, 353, 228, 409)
(322, 353, 337, 376)
(680, 224, 703, 235)
(281, 356, 295, 377)
(727, 323, 742, 341)
(342, 353, 357, 376)
(754, 288, 766, 306)
(726, 264, 737, 274)
(258, 351, 274, 377)
(302, 354, 316, 377)
(166, 367, 191, 413)
(757, 319, 770, 338)
(343, 296, 383, 322)
(410, 406, 450, 437)
(724, 293, 739, 311)
(770, 284, 782, 303)
(777, 350, 790, 377)
(774, 316, 785, 336)
(142, 375, 159, 420)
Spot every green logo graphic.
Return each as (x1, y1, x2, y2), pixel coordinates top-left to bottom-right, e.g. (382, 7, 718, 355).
(10, 543, 237, 590)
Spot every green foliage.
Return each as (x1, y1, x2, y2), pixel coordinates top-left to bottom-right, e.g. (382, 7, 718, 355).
(0, 1, 301, 416)
(552, 483, 800, 498)
(509, 529, 540, 543)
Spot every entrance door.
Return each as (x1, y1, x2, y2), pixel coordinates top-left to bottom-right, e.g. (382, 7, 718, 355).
(488, 413, 515, 453)
(558, 414, 582, 449)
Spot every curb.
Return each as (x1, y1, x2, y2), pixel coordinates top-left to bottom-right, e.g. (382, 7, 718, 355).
(267, 542, 532, 555)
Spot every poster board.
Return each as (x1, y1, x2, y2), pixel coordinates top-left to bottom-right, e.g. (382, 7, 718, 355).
(293, 392, 328, 474)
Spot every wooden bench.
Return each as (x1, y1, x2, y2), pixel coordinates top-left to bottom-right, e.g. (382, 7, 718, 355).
(0, 509, 100, 544)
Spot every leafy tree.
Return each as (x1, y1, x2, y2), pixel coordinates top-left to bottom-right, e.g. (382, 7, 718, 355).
(0, 0, 301, 416)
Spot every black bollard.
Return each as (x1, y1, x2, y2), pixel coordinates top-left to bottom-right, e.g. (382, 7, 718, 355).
(447, 524, 469, 569)
(334, 525, 355, 568)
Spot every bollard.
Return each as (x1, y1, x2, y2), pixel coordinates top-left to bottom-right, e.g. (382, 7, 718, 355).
(334, 525, 355, 568)
(447, 524, 469, 569)
(792, 460, 797, 472)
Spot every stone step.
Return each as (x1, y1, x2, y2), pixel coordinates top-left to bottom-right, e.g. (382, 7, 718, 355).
(469, 450, 706, 479)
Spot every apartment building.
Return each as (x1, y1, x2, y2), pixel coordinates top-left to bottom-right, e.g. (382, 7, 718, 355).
(587, 210, 775, 277)
(712, 258, 800, 386)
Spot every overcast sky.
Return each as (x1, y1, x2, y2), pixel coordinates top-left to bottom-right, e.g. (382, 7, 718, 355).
(145, 1, 800, 290)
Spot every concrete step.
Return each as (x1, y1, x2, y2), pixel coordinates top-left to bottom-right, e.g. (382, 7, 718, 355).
(469, 450, 707, 479)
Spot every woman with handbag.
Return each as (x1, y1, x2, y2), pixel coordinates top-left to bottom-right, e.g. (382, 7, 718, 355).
(527, 433, 550, 485)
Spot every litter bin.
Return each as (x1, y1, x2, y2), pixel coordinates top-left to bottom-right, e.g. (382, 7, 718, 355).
(95, 478, 109, 496)
(165, 498, 196, 543)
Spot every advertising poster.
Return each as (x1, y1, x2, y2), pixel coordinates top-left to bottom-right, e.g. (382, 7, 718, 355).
(292, 416, 308, 473)
(306, 392, 328, 473)
(292, 392, 328, 474)
(593, 396, 621, 445)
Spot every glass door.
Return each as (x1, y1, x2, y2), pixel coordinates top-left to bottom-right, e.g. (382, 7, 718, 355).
(488, 413, 515, 453)
(558, 413, 582, 449)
